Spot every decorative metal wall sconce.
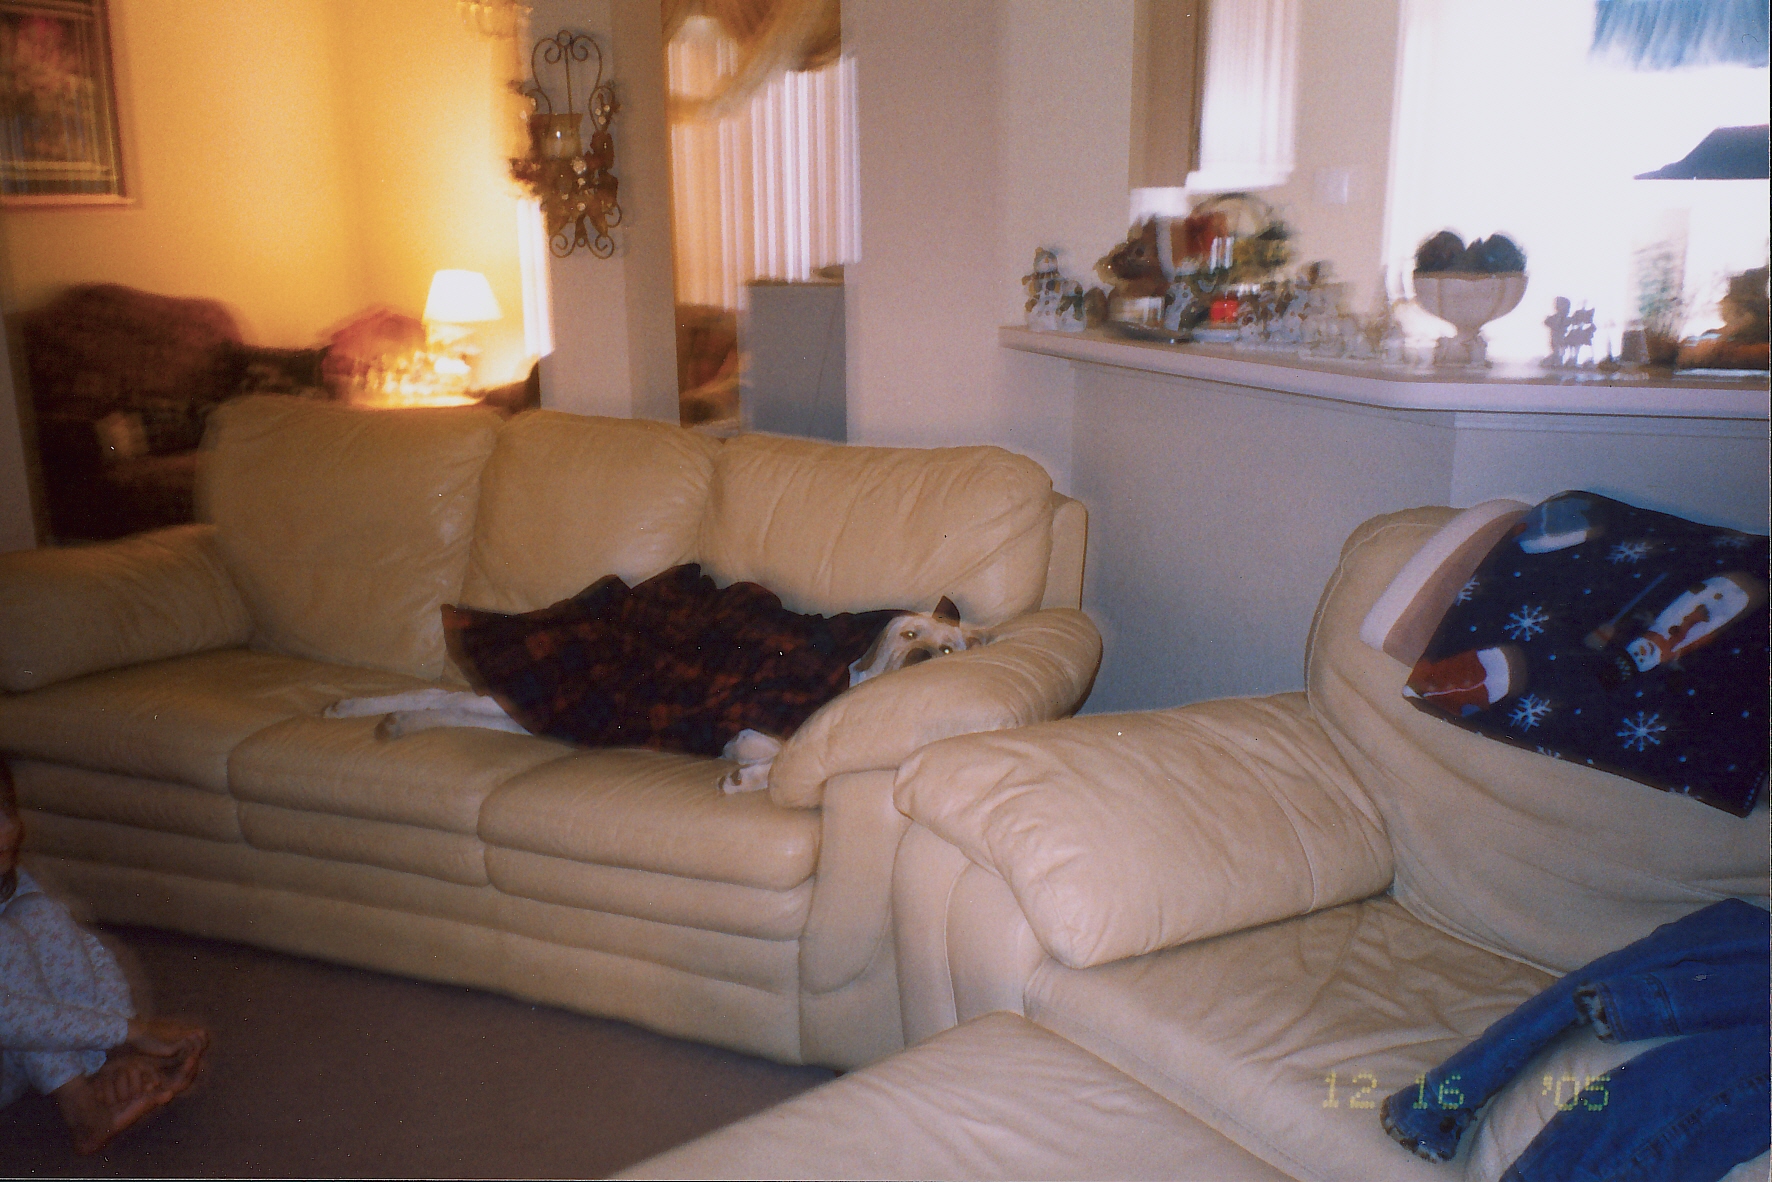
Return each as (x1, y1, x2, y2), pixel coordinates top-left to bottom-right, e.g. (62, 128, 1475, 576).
(510, 30, 622, 259)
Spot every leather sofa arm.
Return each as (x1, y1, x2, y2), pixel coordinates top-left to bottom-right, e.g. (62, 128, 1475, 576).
(894, 692, 1395, 970)
(767, 608, 1102, 809)
(0, 524, 252, 692)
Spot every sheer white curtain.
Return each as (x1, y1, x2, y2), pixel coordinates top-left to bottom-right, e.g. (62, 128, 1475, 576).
(667, 16, 858, 310)
(1386, 0, 1769, 360)
(1188, 0, 1298, 193)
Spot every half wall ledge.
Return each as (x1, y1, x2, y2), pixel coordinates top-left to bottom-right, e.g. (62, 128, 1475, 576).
(1000, 326, 1770, 422)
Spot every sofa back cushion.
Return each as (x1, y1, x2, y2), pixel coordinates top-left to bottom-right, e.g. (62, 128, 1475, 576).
(1306, 507, 1769, 974)
(696, 434, 1054, 626)
(200, 395, 501, 681)
(459, 411, 718, 613)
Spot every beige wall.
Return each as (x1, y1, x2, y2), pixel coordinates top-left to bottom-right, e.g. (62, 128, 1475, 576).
(331, 0, 529, 386)
(1256, 0, 1403, 311)
(0, 0, 366, 341)
(844, 0, 1138, 492)
(0, 0, 541, 544)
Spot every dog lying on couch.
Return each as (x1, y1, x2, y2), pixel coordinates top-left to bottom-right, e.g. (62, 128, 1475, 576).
(328, 565, 988, 794)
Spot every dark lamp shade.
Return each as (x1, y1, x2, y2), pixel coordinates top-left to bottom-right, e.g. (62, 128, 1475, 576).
(1635, 125, 1771, 179)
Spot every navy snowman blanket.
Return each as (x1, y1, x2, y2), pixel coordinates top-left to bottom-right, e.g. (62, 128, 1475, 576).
(1404, 491, 1769, 816)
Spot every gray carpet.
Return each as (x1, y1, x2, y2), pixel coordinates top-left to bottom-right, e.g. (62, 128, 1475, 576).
(0, 924, 834, 1178)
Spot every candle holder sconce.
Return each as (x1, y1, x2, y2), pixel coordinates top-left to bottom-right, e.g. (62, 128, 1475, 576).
(510, 29, 622, 258)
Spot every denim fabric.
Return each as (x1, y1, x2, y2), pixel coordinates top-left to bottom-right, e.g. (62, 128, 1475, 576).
(1502, 1027, 1771, 1182)
(1380, 898, 1771, 1165)
(1574, 955, 1772, 1043)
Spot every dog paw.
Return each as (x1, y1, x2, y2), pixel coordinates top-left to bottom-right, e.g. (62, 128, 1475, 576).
(720, 761, 772, 794)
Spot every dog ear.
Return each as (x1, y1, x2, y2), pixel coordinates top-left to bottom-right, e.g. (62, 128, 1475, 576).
(849, 625, 893, 685)
(932, 596, 961, 624)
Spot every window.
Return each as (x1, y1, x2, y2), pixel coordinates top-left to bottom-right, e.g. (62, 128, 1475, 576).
(665, 12, 857, 311)
(1386, 0, 1769, 361)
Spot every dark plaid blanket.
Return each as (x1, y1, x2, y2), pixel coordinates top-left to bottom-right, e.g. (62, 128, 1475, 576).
(442, 564, 906, 757)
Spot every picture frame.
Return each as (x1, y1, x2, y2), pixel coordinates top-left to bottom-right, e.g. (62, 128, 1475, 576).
(0, 0, 126, 205)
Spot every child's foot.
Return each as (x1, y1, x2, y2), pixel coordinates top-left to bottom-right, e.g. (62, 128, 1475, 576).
(56, 1057, 172, 1156)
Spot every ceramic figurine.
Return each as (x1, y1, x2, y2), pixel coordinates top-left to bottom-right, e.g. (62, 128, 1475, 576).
(1544, 296, 1597, 368)
(1056, 278, 1087, 332)
(1380, 315, 1408, 364)
(1162, 279, 1203, 333)
(1023, 248, 1064, 331)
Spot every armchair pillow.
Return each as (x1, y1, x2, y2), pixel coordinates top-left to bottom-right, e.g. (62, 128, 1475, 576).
(894, 692, 1391, 968)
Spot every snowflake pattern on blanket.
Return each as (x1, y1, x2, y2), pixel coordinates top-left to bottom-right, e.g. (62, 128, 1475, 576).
(441, 564, 906, 758)
(1405, 491, 1769, 817)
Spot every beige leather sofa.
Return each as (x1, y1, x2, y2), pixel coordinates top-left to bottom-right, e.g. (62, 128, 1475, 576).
(0, 395, 1100, 1071)
(627, 506, 1769, 1180)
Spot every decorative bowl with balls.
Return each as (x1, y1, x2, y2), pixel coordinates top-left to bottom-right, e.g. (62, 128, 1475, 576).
(1412, 231, 1528, 367)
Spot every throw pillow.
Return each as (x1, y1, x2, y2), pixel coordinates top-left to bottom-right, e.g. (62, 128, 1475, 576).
(1404, 491, 1768, 816)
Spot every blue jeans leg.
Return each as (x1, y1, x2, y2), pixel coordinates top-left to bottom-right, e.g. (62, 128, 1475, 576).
(1381, 898, 1770, 1162)
(1501, 1025, 1771, 1182)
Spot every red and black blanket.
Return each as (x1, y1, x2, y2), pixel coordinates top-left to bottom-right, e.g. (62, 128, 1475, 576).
(442, 564, 905, 757)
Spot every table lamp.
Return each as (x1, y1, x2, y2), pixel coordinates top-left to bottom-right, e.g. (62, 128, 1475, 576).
(423, 270, 503, 390)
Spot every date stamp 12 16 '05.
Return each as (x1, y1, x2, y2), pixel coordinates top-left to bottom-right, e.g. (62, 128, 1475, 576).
(1321, 1071, 1610, 1113)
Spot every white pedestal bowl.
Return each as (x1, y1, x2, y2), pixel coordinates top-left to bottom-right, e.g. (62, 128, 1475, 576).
(1413, 272, 1528, 367)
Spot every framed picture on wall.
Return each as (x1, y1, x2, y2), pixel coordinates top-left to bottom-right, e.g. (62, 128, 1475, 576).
(0, 0, 126, 205)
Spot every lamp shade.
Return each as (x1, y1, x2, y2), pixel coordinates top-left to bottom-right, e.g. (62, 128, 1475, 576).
(423, 270, 503, 323)
(1634, 125, 1771, 179)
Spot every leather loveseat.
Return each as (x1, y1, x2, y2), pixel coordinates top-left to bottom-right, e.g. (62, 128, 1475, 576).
(625, 504, 1770, 1180)
(0, 394, 1100, 1071)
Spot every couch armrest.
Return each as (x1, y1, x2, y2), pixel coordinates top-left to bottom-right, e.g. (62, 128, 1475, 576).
(795, 768, 912, 1069)
(767, 608, 1102, 809)
(893, 692, 1394, 970)
(0, 524, 252, 692)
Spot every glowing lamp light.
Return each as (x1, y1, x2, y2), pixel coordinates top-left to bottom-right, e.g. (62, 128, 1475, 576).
(409, 270, 503, 405)
(424, 270, 503, 326)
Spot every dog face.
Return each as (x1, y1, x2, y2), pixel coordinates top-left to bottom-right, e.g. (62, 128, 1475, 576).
(849, 596, 990, 685)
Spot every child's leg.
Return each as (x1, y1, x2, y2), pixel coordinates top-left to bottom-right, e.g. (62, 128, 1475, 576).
(5, 893, 135, 1038)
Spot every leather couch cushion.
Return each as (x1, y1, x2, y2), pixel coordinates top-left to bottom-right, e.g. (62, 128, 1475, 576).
(480, 750, 821, 892)
(618, 1011, 1293, 1181)
(485, 848, 815, 940)
(1308, 508, 1769, 974)
(0, 649, 426, 793)
(0, 524, 251, 693)
(12, 760, 244, 844)
(896, 693, 1391, 969)
(696, 434, 1054, 626)
(200, 396, 501, 680)
(230, 714, 573, 834)
(238, 801, 491, 886)
(459, 411, 719, 614)
(1026, 896, 1552, 1182)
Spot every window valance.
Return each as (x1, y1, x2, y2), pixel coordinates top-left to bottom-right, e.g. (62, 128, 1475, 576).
(663, 0, 840, 121)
